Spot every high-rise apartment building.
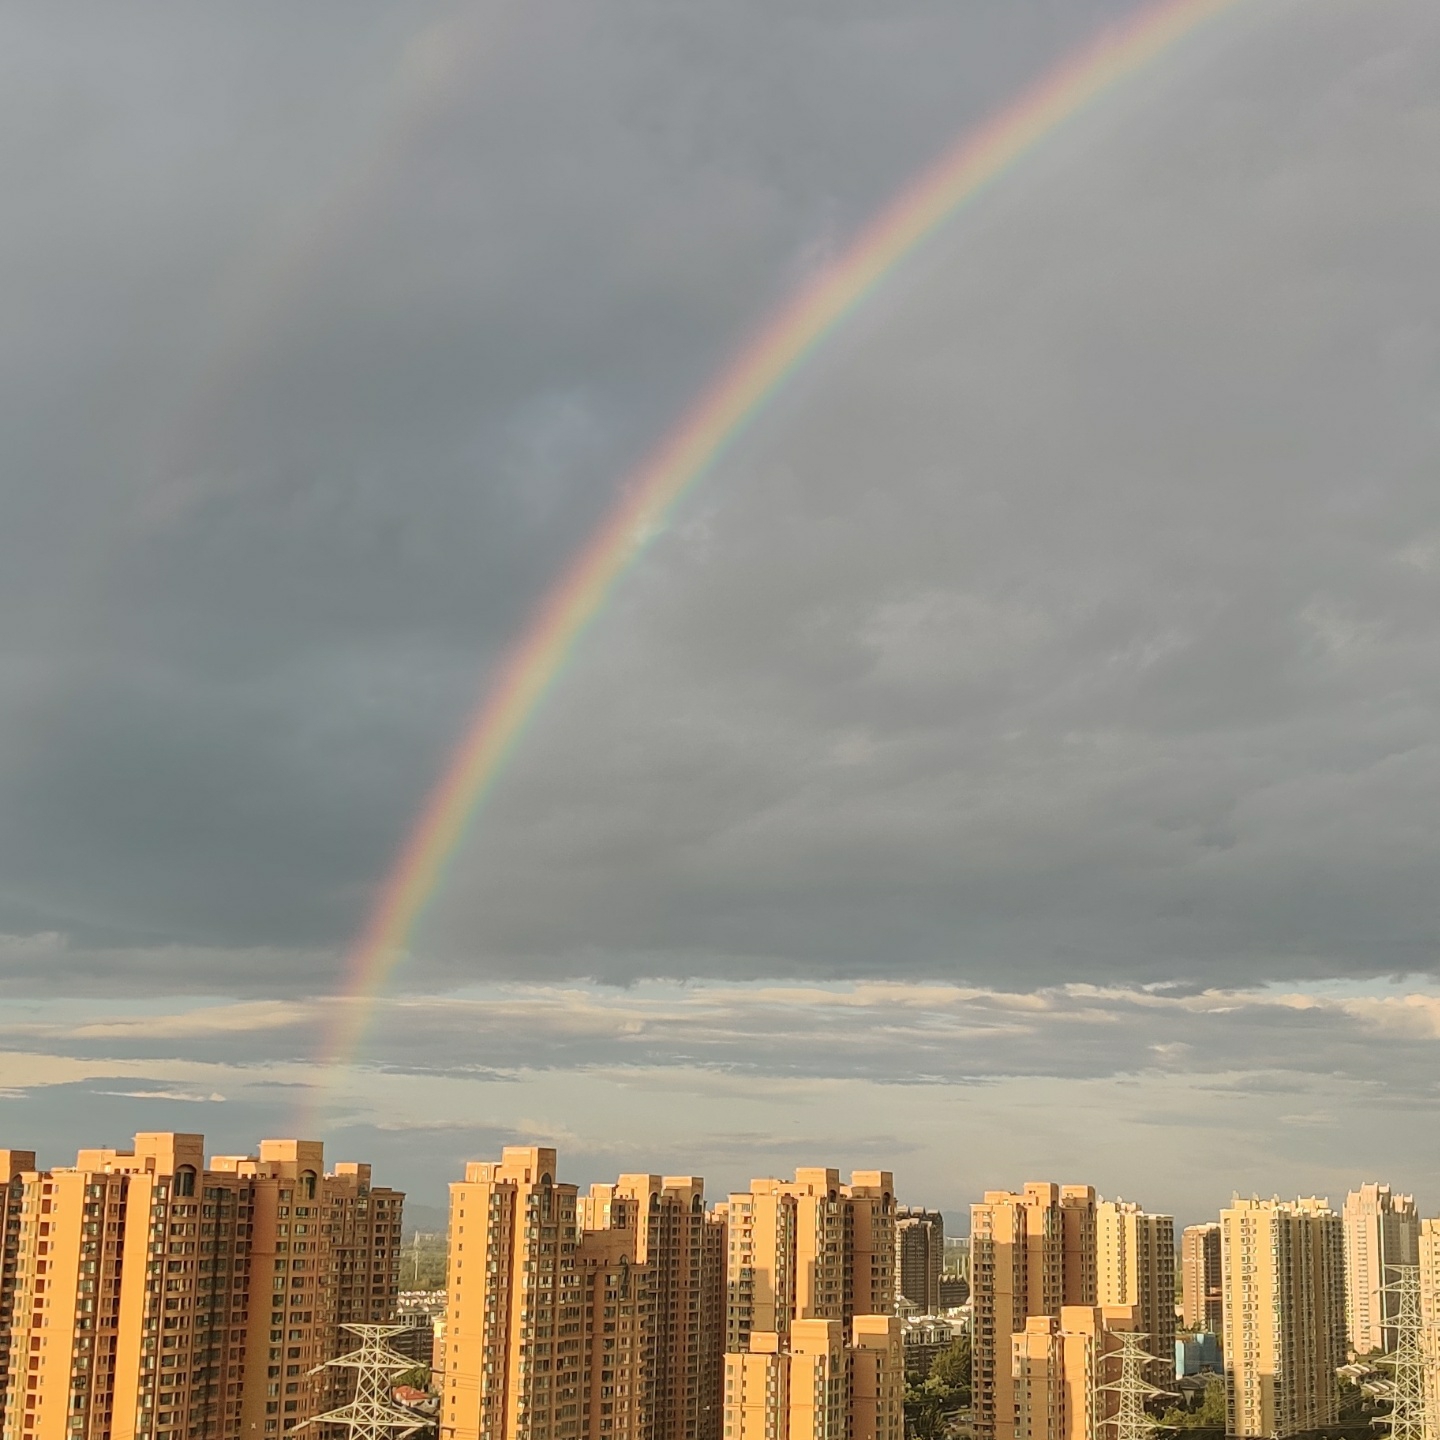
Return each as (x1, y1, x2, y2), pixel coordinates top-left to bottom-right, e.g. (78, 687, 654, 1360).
(442, 1148, 726, 1440)
(726, 1323, 844, 1440)
(720, 1170, 902, 1440)
(970, 1184, 1096, 1440)
(1342, 1184, 1419, 1355)
(0, 1134, 402, 1440)
(0, 1153, 37, 1438)
(1220, 1196, 1345, 1439)
(1180, 1224, 1222, 1334)
(893, 1210, 944, 1314)
(1095, 1200, 1174, 1384)
(579, 1175, 725, 1440)
(1, 1152, 36, 1436)
(848, 1317, 905, 1440)
(719, 1170, 895, 1355)
(443, 1147, 620, 1440)
(723, 1317, 902, 1440)
(1012, 1305, 1138, 1440)
(1416, 1219, 1440, 1428)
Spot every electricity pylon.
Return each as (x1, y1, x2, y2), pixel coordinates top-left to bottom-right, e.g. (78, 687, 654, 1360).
(1096, 1331, 1162, 1440)
(1379, 1266, 1430, 1440)
(301, 1324, 427, 1440)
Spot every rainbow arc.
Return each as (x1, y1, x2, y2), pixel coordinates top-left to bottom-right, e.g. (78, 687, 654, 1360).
(312, 0, 1257, 1093)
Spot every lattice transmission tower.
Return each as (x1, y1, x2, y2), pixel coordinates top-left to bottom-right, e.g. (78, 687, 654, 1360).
(301, 1324, 427, 1440)
(1380, 1265, 1431, 1440)
(1096, 1330, 1162, 1440)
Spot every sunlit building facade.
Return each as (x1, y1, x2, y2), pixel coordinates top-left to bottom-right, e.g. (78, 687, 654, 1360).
(1220, 1196, 1344, 1439)
(1095, 1201, 1174, 1384)
(971, 1183, 1097, 1440)
(443, 1148, 727, 1440)
(719, 1170, 902, 1440)
(1179, 1224, 1222, 1335)
(1012, 1305, 1138, 1440)
(0, 1134, 402, 1440)
(1341, 1184, 1418, 1356)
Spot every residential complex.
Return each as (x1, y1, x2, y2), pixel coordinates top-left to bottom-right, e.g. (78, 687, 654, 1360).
(717, 1169, 903, 1440)
(442, 1150, 728, 1440)
(1219, 1196, 1345, 1439)
(1342, 1183, 1419, 1356)
(578, 1174, 725, 1440)
(1011, 1305, 1140, 1440)
(18, 1132, 1440, 1440)
(0, 1134, 402, 1440)
(1094, 1199, 1174, 1385)
(1179, 1223, 1222, 1334)
(893, 1208, 944, 1314)
(717, 1169, 895, 1357)
(441, 1153, 902, 1440)
(969, 1183, 1097, 1440)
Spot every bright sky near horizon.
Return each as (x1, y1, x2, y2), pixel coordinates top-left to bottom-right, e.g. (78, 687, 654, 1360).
(2, 0, 1439, 1221)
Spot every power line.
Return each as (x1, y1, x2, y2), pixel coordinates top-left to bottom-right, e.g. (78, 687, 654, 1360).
(1097, 1330, 1162, 1440)
(1379, 1266, 1430, 1440)
(302, 1324, 428, 1440)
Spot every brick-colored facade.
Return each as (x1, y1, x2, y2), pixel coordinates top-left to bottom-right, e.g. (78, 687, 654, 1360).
(0, 1135, 402, 1440)
(443, 1148, 726, 1440)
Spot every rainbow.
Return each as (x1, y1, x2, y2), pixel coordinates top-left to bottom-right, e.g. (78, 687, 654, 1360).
(315, 0, 1254, 1083)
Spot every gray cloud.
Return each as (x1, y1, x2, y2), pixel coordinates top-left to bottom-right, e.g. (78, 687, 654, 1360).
(0, 0, 1143, 957)
(2, 0, 1439, 1210)
(418, 0, 1440, 990)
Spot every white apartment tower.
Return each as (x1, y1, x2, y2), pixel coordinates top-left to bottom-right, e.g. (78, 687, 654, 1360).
(1342, 1184, 1419, 1355)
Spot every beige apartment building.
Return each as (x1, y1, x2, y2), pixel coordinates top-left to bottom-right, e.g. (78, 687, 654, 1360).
(1180, 1224, 1222, 1334)
(578, 1174, 726, 1440)
(971, 1184, 1097, 1440)
(1342, 1184, 1418, 1356)
(718, 1170, 895, 1355)
(1416, 1220, 1440, 1427)
(719, 1169, 902, 1440)
(0, 1133, 402, 1440)
(1, 1152, 36, 1437)
(723, 1319, 903, 1440)
(893, 1209, 944, 1314)
(1220, 1196, 1345, 1439)
(1012, 1305, 1139, 1440)
(442, 1148, 726, 1440)
(848, 1316, 905, 1440)
(1095, 1201, 1174, 1385)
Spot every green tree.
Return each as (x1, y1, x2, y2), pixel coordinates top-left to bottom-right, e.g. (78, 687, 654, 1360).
(905, 1338, 970, 1438)
(929, 1337, 971, 1402)
(1159, 1376, 1226, 1430)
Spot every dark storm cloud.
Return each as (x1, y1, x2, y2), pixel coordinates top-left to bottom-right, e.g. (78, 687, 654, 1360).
(418, 0, 1440, 990)
(0, 0, 1140, 964)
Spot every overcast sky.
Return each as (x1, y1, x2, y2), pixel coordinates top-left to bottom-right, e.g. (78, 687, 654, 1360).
(3, 0, 1440, 1225)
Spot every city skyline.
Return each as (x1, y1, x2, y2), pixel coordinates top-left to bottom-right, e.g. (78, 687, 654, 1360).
(2, 0, 1440, 1216)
